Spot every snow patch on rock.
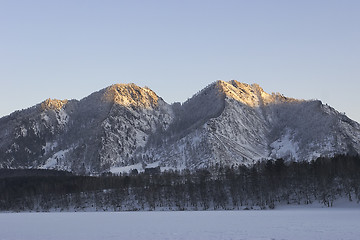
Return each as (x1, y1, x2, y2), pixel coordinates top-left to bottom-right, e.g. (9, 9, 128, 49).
(41, 149, 72, 169)
(270, 129, 299, 160)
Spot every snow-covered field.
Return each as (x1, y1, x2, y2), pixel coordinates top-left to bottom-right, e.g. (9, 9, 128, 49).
(1, 209, 359, 240)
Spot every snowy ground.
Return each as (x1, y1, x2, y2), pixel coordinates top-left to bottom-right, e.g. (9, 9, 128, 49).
(0, 209, 359, 240)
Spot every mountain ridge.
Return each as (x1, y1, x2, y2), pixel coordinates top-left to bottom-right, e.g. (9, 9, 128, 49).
(0, 80, 359, 174)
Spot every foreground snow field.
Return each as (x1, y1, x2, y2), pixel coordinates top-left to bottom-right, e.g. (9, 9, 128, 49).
(1, 209, 360, 240)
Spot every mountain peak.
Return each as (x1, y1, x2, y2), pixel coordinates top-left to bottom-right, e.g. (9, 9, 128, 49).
(102, 83, 160, 108)
(41, 98, 68, 111)
(214, 80, 299, 107)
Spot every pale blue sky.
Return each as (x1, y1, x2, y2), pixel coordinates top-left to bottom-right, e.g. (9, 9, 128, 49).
(1, 0, 359, 122)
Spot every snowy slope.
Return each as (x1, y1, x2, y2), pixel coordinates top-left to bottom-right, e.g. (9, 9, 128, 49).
(0, 80, 359, 174)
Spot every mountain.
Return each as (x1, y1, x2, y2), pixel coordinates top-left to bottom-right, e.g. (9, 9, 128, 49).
(0, 84, 173, 174)
(0, 80, 359, 174)
(145, 80, 360, 170)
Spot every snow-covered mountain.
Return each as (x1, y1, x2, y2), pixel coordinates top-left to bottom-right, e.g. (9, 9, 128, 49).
(0, 81, 359, 174)
(147, 81, 360, 170)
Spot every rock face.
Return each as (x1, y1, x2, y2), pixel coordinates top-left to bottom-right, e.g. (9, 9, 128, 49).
(0, 81, 359, 174)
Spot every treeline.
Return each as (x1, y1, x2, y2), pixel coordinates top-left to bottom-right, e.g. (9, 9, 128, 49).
(0, 154, 359, 212)
(0, 169, 73, 178)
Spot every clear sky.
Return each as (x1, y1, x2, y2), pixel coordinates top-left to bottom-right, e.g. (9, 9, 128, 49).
(1, 0, 359, 122)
